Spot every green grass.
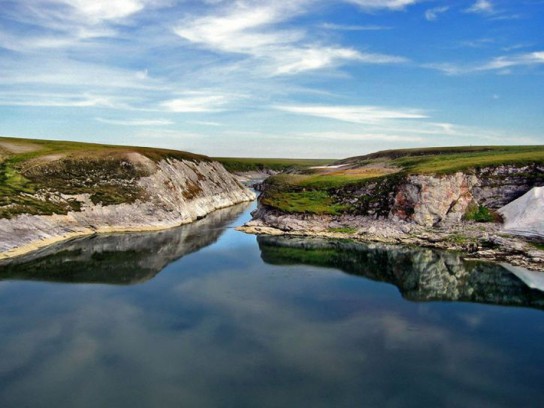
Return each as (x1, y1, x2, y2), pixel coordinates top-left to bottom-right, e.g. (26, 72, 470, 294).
(530, 242, 544, 251)
(340, 145, 544, 174)
(261, 190, 347, 215)
(213, 157, 333, 173)
(328, 227, 357, 234)
(464, 205, 495, 223)
(259, 170, 396, 215)
(260, 145, 544, 216)
(0, 136, 211, 218)
(264, 170, 390, 190)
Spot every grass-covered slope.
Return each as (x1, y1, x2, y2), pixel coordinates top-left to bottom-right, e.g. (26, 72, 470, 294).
(337, 145, 544, 174)
(261, 145, 544, 215)
(213, 157, 333, 173)
(0, 136, 209, 219)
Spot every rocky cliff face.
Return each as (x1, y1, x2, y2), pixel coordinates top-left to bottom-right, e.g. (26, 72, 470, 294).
(0, 154, 255, 259)
(328, 164, 544, 227)
(0, 203, 249, 284)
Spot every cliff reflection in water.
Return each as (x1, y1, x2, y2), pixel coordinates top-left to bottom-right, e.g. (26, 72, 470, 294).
(258, 236, 544, 310)
(0, 203, 250, 285)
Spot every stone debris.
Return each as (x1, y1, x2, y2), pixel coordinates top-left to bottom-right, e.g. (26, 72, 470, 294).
(238, 206, 544, 271)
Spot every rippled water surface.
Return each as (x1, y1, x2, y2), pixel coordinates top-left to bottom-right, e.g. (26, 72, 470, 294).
(1, 202, 544, 407)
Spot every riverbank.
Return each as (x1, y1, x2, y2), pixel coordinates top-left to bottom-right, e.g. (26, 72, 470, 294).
(0, 200, 253, 261)
(238, 207, 544, 271)
(0, 137, 255, 260)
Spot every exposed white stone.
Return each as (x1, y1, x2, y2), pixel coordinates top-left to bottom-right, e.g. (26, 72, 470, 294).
(0, 157, 255, 258)
(498, 187, 544, 238)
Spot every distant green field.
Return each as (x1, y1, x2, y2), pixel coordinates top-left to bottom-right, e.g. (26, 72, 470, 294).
(0, 136, 209, 218)
(214, 157, 333, 172)
(339, 145, 544, 174)
(261, 145, 544, 215)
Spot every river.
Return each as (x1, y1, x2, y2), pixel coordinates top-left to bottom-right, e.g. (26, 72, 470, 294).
(0, 201, 543, 407)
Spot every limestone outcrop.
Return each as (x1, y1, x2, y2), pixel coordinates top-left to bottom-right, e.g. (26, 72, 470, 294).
(0, 154, 255, 259)
(390, 172, 478, 226)
(499, 187, 544, 238)
(240, 163, 544, 270)
(0, 203, 250, 283)
(324, 165, 544, 227)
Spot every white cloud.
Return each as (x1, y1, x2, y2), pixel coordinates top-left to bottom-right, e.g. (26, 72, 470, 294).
(295, 131, 425, 142)
(274, 47, 404, 75)
(320, 23, 392, 31)
(188, 121, 223, 127)
(161, 94, 230, 112)
(0, 0, 159, 54)
(479, 51, 544, 70)
(425, 6, 449, 21)
(0, 94, 122, 108)
(173, 1, 406, 76)
(465, 0, 494, 14)
(275, 105, 428, 124)
(429, 51, 544, 75)
(0, 56, 164, 91)
(345, 0, 419, 11)
(95, 117, 174, 126)
(57, 0, 146, 23)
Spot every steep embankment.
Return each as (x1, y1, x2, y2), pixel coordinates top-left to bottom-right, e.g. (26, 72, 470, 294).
(240, 146, 544, 270)
(0, 137, 255, 259)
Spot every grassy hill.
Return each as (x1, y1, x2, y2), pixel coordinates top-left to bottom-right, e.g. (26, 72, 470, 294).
(213, 157, 333, 173)
(0, 136, 209, 218)
(336, 145, 544, 174)
(261, 145, 544, 215)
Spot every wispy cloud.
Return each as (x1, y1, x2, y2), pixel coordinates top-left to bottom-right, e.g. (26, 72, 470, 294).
(465, 0, 494, 15)
(161, 94, 231, 113)
(428, 51, 544, 75)
(425, 6, 449, 21)
(275, 105, 428, 124)
(0, 93, 123, 108)
(95, 117, 174, 126)
(57, 0, 147, 23)
(345, 0, 420, 11)
(320, 23, 392, 31)
(173, 1, 406, 76)
(294, 131, 425, 142)
(187, 121, 223, 127)
(0, 0, 151, 51)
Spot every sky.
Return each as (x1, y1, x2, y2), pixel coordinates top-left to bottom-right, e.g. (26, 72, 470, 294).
(0, 0, 543, 158)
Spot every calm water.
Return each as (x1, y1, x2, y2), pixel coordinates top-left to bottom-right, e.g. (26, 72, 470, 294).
(1, 202, 544, 408)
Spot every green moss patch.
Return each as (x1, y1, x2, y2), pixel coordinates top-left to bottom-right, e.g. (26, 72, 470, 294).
(261, 190, 347, 215)
(464, 205, 502, 223)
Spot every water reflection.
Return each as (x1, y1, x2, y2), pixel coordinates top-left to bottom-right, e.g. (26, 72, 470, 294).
(0, 203, 250, 284)
(0, 207, 543, 407)
(258, 236, 544, 310)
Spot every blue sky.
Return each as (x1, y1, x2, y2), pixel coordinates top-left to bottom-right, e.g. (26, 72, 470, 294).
(0, 0, 543, 158)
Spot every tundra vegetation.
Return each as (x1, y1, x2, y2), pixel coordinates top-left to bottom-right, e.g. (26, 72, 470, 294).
(214, 157, 333, 173)
(0, 136, 208, 219)
(260, 145, 544, 215)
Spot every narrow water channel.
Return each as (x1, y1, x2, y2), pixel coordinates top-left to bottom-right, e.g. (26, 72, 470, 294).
(0, 201, 543, 407)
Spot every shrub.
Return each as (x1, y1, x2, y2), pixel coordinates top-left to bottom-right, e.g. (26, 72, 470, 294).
(464, 205, 495, 223)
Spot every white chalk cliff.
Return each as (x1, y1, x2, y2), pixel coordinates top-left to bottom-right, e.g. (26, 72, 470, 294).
(499, 187, 544, 238)
(0, 154, 255, 259)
